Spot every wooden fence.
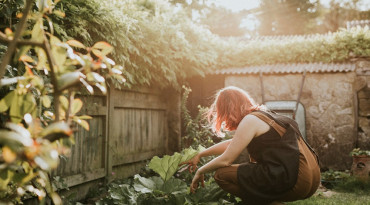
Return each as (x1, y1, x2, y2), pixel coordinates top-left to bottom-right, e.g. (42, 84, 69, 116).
(53, 85, 181, 196)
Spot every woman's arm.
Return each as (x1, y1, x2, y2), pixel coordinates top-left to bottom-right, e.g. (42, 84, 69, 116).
(199, 139, 232, 157)
(181, 139, 232, 172)
(190, 115, 265, 192)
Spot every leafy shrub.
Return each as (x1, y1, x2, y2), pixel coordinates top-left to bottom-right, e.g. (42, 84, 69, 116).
(321, 170, 351, 182)
(96, 146, 239, 205)
(181, 86, 221, 149)
(350, 148, 370, 157)
(0, 0, 124, 203)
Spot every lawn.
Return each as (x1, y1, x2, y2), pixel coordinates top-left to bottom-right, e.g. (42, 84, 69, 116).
(287, 191, 370, 205)
(287, 181, 370, 205)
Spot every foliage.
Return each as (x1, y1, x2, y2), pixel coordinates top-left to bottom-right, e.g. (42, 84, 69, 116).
(0, 0, 124, 203)
(216, 26, 370, 69)
(350, 148, 370, 156)
(318, 0, 370, 33)
(2, 0, 369, 91)
(96, 174, 234, 205)
(48, 0, 221, 89)
(0, 0, 24, 30)
(199, 5, 247, 37)
(96, 146, 239, 205)
(257, 0, 321, 35)
(181, 86, 220, 149)
(321, 170, 351, 182)
(148, 145, 205, 181)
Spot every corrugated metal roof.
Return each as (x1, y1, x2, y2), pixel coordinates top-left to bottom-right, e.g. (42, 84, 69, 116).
(247, 33, 331, 41)
(346, 20, 370, 29)
(210, 63, 356, 75)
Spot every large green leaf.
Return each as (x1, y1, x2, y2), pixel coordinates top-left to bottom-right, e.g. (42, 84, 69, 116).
(148, 146, 204, 181)
(133, 175, 162, 194)
(148, 153, 182, 182)
(133, 175, 187, 194)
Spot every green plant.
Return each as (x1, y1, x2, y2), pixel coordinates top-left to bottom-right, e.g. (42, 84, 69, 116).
(96, 146, 239, 205)
(321, 170, 350, 182)
(321, 170, 351, 189)
(181, 86, 221, 149)
(0, 0, 124, 203)
(350, 148, 370, 157)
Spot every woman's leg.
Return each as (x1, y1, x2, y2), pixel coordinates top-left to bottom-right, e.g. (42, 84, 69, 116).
(214, 164, 243, 198)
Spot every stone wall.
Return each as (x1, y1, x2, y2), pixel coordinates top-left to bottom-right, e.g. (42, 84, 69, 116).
(225, 72, 357, 170)
(356, 60, 370, 151)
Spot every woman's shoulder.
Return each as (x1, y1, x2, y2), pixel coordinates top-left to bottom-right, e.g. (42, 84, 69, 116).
(239, 112, 271, 136)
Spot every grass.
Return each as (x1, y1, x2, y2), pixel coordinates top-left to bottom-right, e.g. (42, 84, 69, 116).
(287, 191, 370, 205)
(287, 176, 370, 205)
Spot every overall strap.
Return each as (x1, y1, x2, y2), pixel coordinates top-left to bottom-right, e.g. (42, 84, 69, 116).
(250, 111, 286, 137)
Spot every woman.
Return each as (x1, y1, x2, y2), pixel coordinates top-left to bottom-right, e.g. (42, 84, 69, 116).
(182, 86, 320, 205)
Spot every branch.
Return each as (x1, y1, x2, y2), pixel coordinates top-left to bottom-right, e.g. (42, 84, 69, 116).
(65, 89, 74, 125)
(42, 37, 60, 121)
(0, 32, 44, 47)
(0, 0, 34, 79)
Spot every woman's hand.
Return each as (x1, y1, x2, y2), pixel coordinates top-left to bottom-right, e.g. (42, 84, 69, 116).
(180, 154, 201, 173)
(190, 171, 204, 193)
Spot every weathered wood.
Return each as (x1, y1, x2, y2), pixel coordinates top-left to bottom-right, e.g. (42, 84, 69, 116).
(111, 108, 167, 165)
(64, 168, 105, 187)
(113, 150, 165, 165)
(57, 85, 181, 196)
(106, 87, 115, 182)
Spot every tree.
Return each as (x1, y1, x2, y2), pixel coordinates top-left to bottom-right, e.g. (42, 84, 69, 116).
(200, 6, 247, 37)
(257, 0, 321, 35)
(318, 0, 370, 32)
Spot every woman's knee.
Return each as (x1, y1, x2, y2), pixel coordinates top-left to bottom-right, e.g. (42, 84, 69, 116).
(214, 165, 239, 184)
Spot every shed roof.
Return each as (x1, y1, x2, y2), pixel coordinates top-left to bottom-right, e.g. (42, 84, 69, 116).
(346, 20, 370, 29)
(210, 63, 356, 75)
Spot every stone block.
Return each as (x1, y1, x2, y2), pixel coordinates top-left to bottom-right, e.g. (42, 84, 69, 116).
(358, 132, 370, 150)
(333, 115, 353, 127)
(358, 89, 370, 98)
(335, 125, 355, 143)
(336, 107, 353, 115)
(355, 76, 368, 91)
(359, 117, 370, 134)
(333, 82, 352, 97)
(359, 99, 370, 116)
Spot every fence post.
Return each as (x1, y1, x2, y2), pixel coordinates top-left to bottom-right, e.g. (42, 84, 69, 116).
(105, 86, 114, 183)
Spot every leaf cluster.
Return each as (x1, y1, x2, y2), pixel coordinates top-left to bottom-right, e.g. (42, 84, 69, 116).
(216, 27, 370, 69)
(321, 169, 351, 182)
(350, 148, 370, 157)
(96, 146, 240, 205)
(181, 86, 219, 148)
(0, 0, 125, 204)
(50, 0, 221, 89)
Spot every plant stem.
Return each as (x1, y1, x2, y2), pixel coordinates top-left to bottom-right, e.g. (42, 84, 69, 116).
(42, 36, 60, 121)
(0, 32, 44, 47)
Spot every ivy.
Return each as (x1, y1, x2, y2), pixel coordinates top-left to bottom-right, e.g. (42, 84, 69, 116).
(216, 27, 370, 69)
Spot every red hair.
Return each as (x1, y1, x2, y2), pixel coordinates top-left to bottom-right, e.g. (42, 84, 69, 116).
(207, 86, 264, 136)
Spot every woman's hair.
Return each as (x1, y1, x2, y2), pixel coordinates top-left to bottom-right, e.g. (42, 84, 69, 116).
(207, 86, 265, 136)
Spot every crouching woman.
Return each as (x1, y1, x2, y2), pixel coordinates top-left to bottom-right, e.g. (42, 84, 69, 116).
(182, 86, 320, 205)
